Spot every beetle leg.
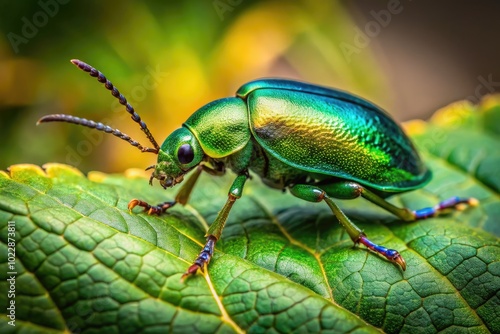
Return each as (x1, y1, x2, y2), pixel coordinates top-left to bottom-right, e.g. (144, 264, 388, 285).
(410, 196, 479, 220)
(128, 164, 225, 215)
(318, 181, 478, 222)
(128, 199, 176, 215)
(325, 182, 479, 221)
(182, 173, 248, 280)
(289, 184, 406, 270)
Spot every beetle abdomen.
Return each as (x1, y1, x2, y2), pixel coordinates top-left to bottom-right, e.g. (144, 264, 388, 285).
(240, 79, 431, 192)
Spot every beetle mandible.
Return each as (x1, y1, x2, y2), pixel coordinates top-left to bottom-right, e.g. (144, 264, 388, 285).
(39, 60, 478, 279)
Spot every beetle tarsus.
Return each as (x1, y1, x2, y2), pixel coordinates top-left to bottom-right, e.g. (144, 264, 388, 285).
(358, 234, 406, 271)
(128, 199, 176, 215)
(413, 196, 479, 220)
(181, 235, 217, 281)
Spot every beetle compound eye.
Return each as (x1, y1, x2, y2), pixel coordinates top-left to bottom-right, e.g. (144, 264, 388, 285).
(177, 144, 194, 164)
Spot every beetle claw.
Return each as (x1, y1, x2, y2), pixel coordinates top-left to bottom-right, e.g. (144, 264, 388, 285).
(127, 199, 139, 211)
(383, 249, 406, 271)
(392, 254, 407, 271)
(181, 264, 201, 281)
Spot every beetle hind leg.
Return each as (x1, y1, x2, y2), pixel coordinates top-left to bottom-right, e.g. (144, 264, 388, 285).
(354, 185, 478, 221)
(289, 184, 406, 270)
(318, 181, 478, 222)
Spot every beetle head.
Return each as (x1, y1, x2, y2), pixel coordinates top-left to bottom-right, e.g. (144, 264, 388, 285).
(151, 127, 204, 188)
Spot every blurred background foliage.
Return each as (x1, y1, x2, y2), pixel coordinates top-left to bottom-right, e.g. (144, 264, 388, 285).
(0, 0, 499, 173)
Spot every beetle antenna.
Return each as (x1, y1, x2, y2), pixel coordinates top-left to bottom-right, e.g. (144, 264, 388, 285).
(69, 59, 160, 152)
(37, 114, 158, 153)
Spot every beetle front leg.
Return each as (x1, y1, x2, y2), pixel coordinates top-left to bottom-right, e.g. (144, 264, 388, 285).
(128, 164, 225, 215)
(182, 172, 248, 280)
(289, 184, 407, 270)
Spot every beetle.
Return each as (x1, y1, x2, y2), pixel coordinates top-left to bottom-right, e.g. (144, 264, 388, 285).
(39, 60, 478, 279)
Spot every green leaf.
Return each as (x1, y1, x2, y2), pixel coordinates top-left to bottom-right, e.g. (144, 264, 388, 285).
(1, 97, 499, 333)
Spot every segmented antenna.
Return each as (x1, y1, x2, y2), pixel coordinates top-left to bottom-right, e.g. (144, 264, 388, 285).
(37, 114, 158, 153)
(71, 59, 160, 152)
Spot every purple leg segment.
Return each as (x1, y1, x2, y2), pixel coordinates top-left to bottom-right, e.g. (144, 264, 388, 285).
(413, 196, 478, 220)
(358, 234, 406, 270)
(181, 235, 217, 280)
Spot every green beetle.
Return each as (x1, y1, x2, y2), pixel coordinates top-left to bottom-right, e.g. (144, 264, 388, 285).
(39, 60, 477, 279)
